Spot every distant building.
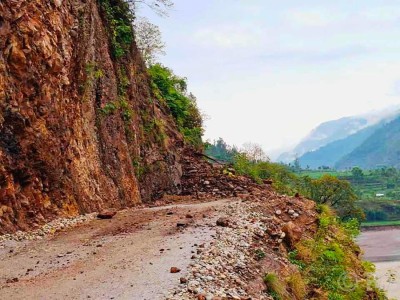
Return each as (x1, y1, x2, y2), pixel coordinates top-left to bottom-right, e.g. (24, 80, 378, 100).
(376, 193, 385, 197)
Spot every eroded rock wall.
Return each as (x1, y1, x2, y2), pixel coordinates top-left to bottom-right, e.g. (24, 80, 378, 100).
(0, 0, 183, 233)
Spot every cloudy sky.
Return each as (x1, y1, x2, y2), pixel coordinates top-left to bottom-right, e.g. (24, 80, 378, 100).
(141, 0, 400, 158)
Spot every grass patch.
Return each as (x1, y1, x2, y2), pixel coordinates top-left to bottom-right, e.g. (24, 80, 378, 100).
(361, 220, 400, 227)
(263, 273, 289, 300)
(289, 205, 387, 299)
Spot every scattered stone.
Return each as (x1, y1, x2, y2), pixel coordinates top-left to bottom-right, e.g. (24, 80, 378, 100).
(275, 210, 282, 215)
(186, 214, 194, 219)
(6, 277, 19, 283)
(0, 213, 96, 244)
(97, 211, 117, 219)
(216, 217, 229, 227)
(180, 277, 187, 284)
(177, 222, 187, 228)
(170, 267, 181, 273)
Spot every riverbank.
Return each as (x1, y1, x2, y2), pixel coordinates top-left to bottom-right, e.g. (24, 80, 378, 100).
(358, 228, 400, 299)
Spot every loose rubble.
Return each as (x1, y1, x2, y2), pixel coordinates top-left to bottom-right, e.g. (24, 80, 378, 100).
(0, 213, 96, 245)
(167, 194, 317, 300)
(179, 150, 272, 199)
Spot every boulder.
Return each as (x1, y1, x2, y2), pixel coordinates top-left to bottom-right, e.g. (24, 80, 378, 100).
(97, 211, 117, 219)
(216, 217, 230, 227)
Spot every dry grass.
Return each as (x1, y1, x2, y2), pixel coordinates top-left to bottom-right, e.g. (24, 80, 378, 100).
(287, 272, 307, 300)
(264, 272, 290, 300)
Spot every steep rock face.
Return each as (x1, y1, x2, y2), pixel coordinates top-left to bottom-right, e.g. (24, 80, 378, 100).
(0, 0, 183, 233)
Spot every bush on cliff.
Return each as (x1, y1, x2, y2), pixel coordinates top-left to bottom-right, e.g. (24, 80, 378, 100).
(148, 63, 203, 148)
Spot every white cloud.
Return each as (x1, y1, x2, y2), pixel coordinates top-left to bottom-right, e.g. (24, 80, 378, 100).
(360, 6, 400, 22)
(285, 9, 343, 27)
(193, 25, 262, 49)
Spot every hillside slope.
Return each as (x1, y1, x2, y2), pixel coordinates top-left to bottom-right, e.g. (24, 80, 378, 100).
(336, 116, 400, 169)
(0, 0, 184, 233)
(278, 106, 400, 163)
(298, 123, 380, 169)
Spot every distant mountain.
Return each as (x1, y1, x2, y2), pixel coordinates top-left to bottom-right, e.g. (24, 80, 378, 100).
(277, 105, 400, 163)
(336, 116, 400, 170)
(298, 124, 380, 169)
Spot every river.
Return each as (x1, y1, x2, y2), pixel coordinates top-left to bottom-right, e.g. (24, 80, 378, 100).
(358, 228, 400, 299)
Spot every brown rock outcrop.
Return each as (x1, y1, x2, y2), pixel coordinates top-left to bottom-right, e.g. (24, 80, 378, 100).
(0, 0, 182, 233)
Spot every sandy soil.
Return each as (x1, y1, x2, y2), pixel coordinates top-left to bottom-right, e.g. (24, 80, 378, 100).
(0, 199, 235, 300)
(358, 229, 400, 299)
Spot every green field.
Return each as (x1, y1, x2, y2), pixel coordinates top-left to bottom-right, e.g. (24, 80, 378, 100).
(298, 170, 351, 179)
(361, 220, 400, 227)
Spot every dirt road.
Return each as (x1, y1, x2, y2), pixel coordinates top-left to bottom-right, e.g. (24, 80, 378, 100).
(0, 199, 235, 300)
(358, 228, 400, 299)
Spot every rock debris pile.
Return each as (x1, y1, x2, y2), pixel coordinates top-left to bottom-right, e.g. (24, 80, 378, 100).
(0, 213, 96, 244)
(167, 195, 317, 300)
(180, 150, 271, 199)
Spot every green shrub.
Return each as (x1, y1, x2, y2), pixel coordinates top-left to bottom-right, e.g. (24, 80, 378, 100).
(290, 206, 387, 299)
(99, 0, 134, 58)
(148, 64, 203, 148)
(254, 249, 266, 260)
(100, 101, 119, 115)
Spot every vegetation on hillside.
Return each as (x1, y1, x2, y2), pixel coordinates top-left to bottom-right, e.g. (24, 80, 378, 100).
(99, 0, 134, 58)
(289, 205, 386, 300)
(99, 0, 204, 148)
(206, 139, 364, 221)
(206, 139, 386, 298)
(297, 167, 400, 223)
(148, 64, 203, 148)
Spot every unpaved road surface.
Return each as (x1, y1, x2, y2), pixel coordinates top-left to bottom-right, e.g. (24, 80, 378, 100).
(0, 199, 235, 300)
(358, 228, 400, 299)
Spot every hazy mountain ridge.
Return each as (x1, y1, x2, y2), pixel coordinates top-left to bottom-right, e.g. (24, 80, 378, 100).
(298, 124, 380, 169)
(277, 105, 400, 167)
(336, 115, 400, 169)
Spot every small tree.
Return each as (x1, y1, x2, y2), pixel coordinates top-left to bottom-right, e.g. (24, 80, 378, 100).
(351, 167, 364, 182)
(309, 174, 364, 221)
(134, 17, 165, 65)
(242, 142, 269, 162)
(293, 156, 301, 172)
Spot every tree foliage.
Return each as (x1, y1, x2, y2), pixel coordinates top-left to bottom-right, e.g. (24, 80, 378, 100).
(99, 0, 135, 58)
(308, 175, 364, 221)
(204, 138, 239, 163)
(242, 142, 269, 162)
(134, 17, 165, 65)
(148, 64, 203, 147)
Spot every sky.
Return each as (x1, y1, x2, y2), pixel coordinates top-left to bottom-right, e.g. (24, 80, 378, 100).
(140, 0, 400, 159)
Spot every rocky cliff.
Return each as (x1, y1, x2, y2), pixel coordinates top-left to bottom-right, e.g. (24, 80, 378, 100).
(0, 0, 184, 233)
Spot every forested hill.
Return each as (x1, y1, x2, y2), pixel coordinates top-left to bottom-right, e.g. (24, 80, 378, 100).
(298, 122, 382, 169)
(336, 116, 400, 169)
